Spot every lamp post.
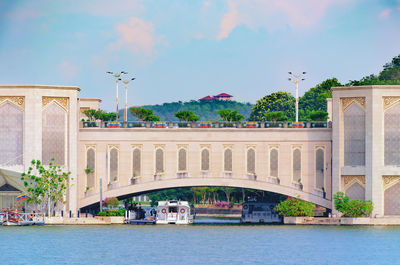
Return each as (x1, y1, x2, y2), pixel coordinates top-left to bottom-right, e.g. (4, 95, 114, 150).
(288, 72, 306, 122)
(122, 78, 136, 123)
(107, 71, 127, 122)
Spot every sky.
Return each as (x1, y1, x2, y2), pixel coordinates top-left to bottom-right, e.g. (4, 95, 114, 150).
(1, 0, 400, 111)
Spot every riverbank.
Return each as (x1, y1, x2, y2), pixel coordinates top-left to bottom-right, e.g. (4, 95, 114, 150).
(284, 216, 400, 226)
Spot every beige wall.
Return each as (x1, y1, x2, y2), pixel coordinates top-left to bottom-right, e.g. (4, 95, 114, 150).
(78, 128, 332, 208)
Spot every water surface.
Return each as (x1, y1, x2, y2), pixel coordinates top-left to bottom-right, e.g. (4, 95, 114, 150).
(1, 222, 400, 265)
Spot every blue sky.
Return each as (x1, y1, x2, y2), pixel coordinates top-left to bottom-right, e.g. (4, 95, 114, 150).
(1, 0, 399, 110)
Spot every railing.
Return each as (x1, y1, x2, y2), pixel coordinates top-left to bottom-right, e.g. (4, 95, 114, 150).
(0, 212, 45, 224)
(81, 121, 332, 129)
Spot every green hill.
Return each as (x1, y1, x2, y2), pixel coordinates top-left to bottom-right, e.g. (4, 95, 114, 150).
(122, 100, 253, 121)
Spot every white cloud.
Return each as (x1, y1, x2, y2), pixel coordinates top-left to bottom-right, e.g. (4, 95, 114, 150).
(110, 17, 164, 56)
(217, 0, 353, 40)
(379, 9, 391, 18)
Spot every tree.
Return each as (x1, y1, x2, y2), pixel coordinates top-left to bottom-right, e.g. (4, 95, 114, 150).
(174, 110, 200, 122)
(309, 110, 328, 121)
(82, 109, 97, 121)
(333, 192, 373, 217)
(129, 107, 160, 122)
(275, 198, 315, 217)
(217, 109, 244, 122)
(21, 159, 71, 216)
(264, 111, 288, 122)
(249, 91, 295, 121)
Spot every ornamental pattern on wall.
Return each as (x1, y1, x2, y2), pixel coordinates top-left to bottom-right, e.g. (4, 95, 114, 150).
(341, 97, 365, 111)
(42, 97, 69, 111)
(0, 96, 25, 109)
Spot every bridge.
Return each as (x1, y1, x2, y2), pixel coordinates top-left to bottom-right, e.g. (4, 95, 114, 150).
(78, 125, 332, 209)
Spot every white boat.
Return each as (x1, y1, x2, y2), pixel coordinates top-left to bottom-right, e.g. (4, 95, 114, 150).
(156, 200, 194, 224)
(241, 201, 282, 223)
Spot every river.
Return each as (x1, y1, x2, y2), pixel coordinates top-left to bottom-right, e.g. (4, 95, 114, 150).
(1, 219, 400, 264)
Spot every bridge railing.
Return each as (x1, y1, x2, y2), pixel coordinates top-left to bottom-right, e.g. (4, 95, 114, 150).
(81, 121, 332, 129)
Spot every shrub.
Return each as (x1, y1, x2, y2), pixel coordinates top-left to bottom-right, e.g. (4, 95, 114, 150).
(97, 209, 125, 216)
(275, 198, 315, 217)
(333, 192, 373, 217)
(105, 197, 120, 207)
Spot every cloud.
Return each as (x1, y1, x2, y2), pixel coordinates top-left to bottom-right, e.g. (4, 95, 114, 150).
(217, 0, 352, 40)
(203, 1, 211, 9)
(59, 61, 78, 80)
(110, 17, 164, 56)
(379, 9, 391, 18)
(76, 0, 144, 17)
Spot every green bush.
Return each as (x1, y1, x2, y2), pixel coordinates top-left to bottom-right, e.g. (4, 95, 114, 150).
(97, 209, 125, 216)
(333, 192, 373, 217)
(105, 197, 120, 207)
(275, 198, 315, 217)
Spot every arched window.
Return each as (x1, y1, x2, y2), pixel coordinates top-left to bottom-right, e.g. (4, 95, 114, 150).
(270, 149, 278, 178)
(132, 148, 141, 177)
(201, 149, 210, 171)
(155, 148, 164, 173)
(86, 148, 95, 188)
(224, 148, 232, 172)
(385, 102, 400, 166)
(315, 148, 324, 189)
(109, 148, 118, 182)
(42, 102, 66, 165)
(0, 102, 23, 165)
(293, 149, 301, 182)
(247, 148, 255, 174)
(178, 148, 187, 172)
(344, 103, 365, 166)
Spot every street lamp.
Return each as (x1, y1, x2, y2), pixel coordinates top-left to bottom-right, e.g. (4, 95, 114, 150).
(288, 72, 306, 122)
(107, 71, 128, 122)
(122, 78, 136, 123)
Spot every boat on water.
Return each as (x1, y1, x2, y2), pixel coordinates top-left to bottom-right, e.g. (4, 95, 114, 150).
(0, 211, 45, 226)
(156, 200, 194, 224)
(241, 201, 282, 224)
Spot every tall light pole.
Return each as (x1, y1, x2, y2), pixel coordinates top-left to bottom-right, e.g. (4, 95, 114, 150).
(107, 71, 127, 122)
(122, 78, 136, 123)
(288, 72, 306, 122)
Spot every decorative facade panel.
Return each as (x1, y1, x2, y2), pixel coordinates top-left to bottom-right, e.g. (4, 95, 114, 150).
(109, 148, 118, 182)
(343, 103, 365, 166)
(224, 148, 232, 172)
(293, 149, 301, 182)
(384, 181, 400, 215)
(42, 102, 66, 165)
(201, 148, 210, 171)
(86, 148, 95, 188)
(247, 148, 255, 174)
(132, 148, 141, 177)
(384, 102, 400, 166)
(178, 148, 187, 172)
(315, 148, 324, 189)
(155, 148, 164, 173)
(0, 102, 23, 165)
(346, 182, 365, 201)
(270, 149, 278, 178)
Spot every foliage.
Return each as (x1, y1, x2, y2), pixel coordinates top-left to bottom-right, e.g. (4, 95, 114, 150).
(83, 109, 117, 122)
(264, 111, 288, 122)
(123, 100, 252, 122)
(217, 109, 244, 122)
(309, 110, 329, 121)
(82, 109, 97, 121)
(104, 197, 120, 207)
(275, 197, 315, 217)
(129, 107, 160, 122)
(333, 192, 373, 217)
(174, 110, 200, 122)
(249, 91, 295, 121)
(21, 159, 71, 210)
(97, 208, 125, 216)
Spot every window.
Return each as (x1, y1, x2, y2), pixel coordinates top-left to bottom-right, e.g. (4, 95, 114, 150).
(178, 148, 187, 172)
(344, 103, 365, 166)
(270, 149, 278, 178)
(0, 102, 23, 165)
(315, 148, 324, 189)
(155, 148, 164, 173)
(385, 102, 400, 166)
(201, 148, 210, 171)
(42, 102, 66, 165)
(132, 148, 141, 177)
(293, 149, 301, 182)
(224, 148, 232, 172)
(247, 148, 255, 174)
(86, 148, 95, 188)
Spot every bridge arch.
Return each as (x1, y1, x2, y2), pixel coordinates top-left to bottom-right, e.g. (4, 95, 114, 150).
(79, 177, 332, 210)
